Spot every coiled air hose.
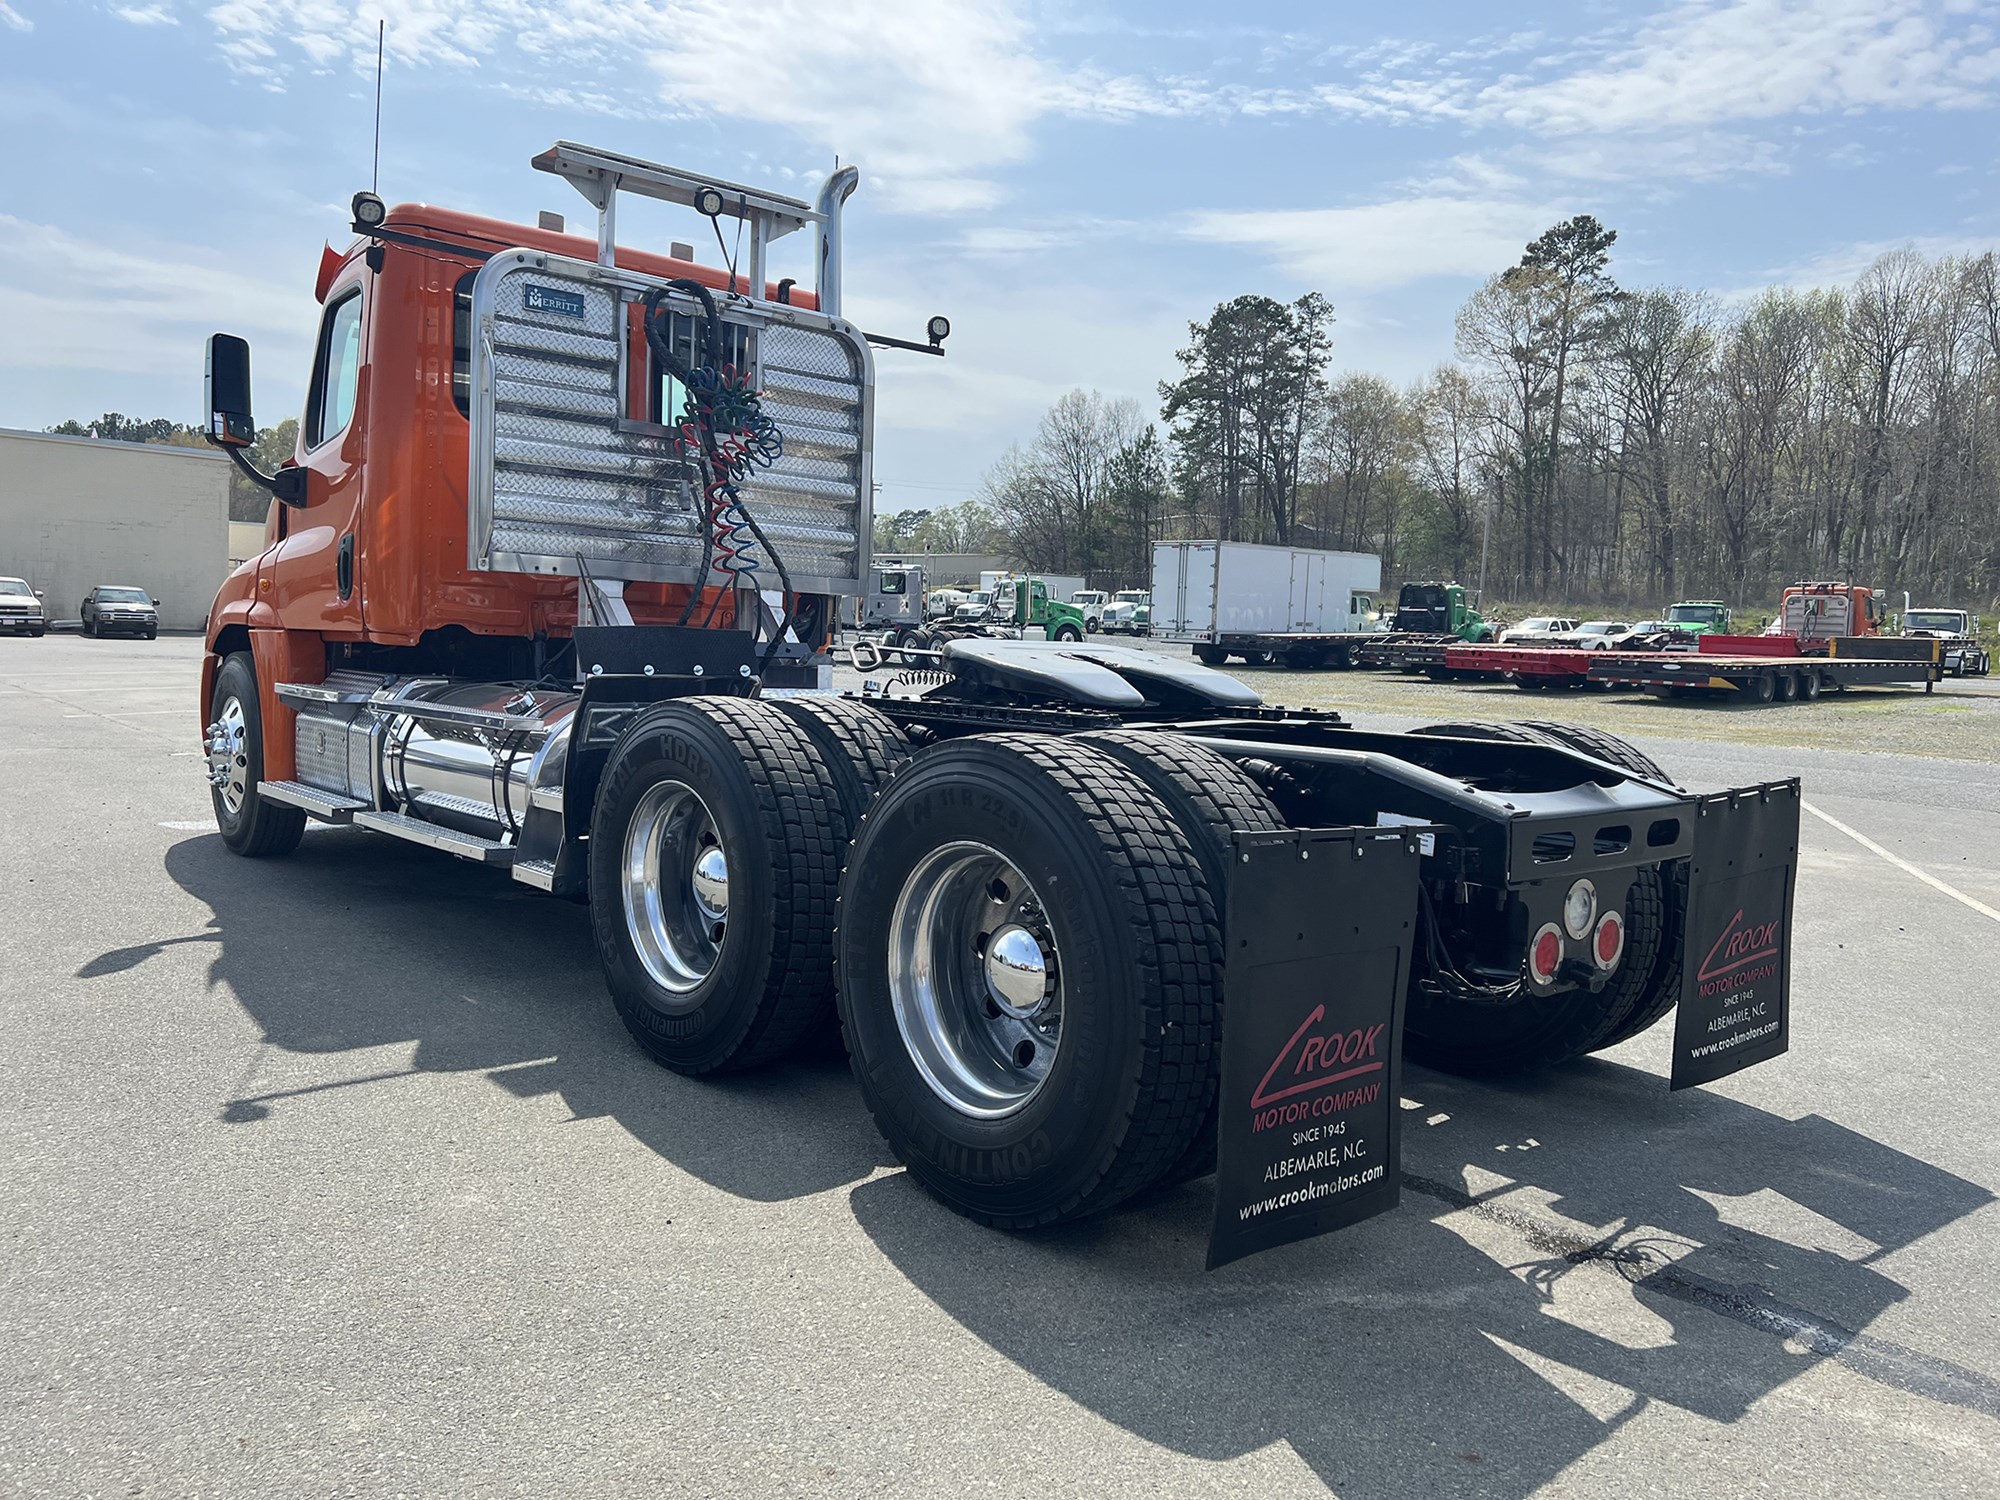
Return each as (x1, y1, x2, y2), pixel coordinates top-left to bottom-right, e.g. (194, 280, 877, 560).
(641, 280, 795, 672)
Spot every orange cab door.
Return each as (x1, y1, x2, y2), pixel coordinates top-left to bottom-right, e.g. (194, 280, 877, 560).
(267, 277, 369, 634)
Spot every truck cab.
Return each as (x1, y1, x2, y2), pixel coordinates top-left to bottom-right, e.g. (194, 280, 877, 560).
(1664, 601, 1730, 641)
(859, 564, 925, 630)
(1905, 607, 1990, 677)
(1390, 581, 1493, 642)
(1776, 583, 1885, 644)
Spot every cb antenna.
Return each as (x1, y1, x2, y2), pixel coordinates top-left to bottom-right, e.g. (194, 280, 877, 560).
(371, 18, 385, 194)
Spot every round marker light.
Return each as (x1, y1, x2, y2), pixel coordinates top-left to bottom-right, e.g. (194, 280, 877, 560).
(693, 185, 726, 218)
(1562, 877, 1598, 940)
(351, 191, 387, 229)
(926, 314, 951, 345)
(1594, 910, 1626, 970)
(1529, 923, 1563, 989)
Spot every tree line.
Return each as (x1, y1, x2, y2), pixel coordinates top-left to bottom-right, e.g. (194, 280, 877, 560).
(973, 225, 2000, 610)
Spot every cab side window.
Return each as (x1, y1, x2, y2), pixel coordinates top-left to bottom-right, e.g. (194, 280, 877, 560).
(306, 289, 364, 450)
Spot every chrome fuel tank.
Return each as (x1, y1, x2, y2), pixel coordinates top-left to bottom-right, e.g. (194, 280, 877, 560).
(380, 681, 579, 840)
(291, 674, 579, 842)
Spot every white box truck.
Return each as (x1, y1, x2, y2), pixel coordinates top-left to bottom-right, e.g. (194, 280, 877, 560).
(1152, 541, 1382, 667)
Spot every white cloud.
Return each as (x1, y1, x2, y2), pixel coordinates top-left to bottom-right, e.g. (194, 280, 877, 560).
(1766, 233, 1996, 289)
(0, 2, 31, 32)
(160, 1, 1213, 212)
(113, 5, 178, 24)
(1183, 195, 1558, 291)
(1480, 0, 2000, 134)
(1307, 1, 2000, 186)
(0, 216, 313, 390)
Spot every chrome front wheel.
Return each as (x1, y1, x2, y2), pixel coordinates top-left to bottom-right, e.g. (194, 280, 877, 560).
(888, 840, 1064, 1119)
(207, 695, 249, 815)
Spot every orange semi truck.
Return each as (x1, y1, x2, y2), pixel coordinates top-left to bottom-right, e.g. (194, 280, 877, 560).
(198, 141, 1801, 1260)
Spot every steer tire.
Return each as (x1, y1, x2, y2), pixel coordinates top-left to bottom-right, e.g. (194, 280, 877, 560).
(590, 697, 843, 1075)
(770, 696, 911, 836)
(834, 735, 1218, 1227)
(1073, 729, 1285, 1184)
(208, 652, 306, 858)
(1051, 622, 1083, 643)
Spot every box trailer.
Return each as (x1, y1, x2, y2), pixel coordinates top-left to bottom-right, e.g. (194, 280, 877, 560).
(1153, 541, 1382, 666)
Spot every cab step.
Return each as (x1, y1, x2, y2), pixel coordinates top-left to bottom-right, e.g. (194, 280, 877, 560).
(257, 780, 368, 823)
(351, 810, 516, 866)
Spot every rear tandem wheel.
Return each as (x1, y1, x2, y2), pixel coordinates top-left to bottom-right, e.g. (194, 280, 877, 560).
(834, 736, 1219, 1226)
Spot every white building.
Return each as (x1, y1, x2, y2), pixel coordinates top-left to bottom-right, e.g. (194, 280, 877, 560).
(0, 428, 231, 631)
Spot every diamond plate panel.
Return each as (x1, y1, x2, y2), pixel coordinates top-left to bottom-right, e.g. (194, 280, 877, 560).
(470, 253, 871, 593)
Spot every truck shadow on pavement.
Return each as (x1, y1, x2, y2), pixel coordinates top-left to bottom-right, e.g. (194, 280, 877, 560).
(149, 828, 893, 1204)
(139, 828, 1998, 1496)
(849, 1062, 1998, 1497)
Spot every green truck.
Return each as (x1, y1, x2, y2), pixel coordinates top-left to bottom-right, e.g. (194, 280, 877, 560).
(1663, 601, 1731, 641)
(1390, 581, 1496, 643)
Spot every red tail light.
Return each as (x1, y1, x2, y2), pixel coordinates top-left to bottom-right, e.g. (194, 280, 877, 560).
(1529, 923, 1563, 988)
(1593, 910, 1626, 971)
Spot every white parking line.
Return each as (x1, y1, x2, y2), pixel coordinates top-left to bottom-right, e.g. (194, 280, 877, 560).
(1802, 800, 2000, 925)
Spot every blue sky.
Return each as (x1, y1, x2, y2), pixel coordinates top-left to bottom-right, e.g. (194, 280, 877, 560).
(2, 1, 1997, 513)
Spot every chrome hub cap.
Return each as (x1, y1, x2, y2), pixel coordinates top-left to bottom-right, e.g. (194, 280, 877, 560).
(888, 842, 1064, 1118)
(207, 697, 249, 815)
(621, 781, 727, 1000)
(691, 846, 730, 921)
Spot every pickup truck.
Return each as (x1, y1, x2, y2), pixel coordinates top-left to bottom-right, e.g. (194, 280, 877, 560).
(1497, 615, 1581, 646)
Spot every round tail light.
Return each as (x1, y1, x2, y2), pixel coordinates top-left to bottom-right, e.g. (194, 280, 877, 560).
(1593, 910, 1626, 971)
(1529, 922, 1564, 989)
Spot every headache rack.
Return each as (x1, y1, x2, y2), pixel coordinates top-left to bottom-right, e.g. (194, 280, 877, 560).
(465, 144, 876, 599)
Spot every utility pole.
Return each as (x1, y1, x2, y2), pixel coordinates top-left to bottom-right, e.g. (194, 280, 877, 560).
(1477, 472, 1495, 600)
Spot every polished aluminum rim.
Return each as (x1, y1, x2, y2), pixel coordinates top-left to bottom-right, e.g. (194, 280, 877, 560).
(888, 841, 1063, 1119)
(210, 696, 249, 816)
(621, 780, 727, 999)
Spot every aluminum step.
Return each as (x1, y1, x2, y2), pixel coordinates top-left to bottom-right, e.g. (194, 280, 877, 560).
(352, 810, 516, 865)
(257, 780, 368, 823)
(511, 859, 556, 891)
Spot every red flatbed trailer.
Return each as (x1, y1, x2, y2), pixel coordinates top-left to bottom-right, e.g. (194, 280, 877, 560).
(1413, 634, 1943, 705)
(1587, 634, 1942, 704)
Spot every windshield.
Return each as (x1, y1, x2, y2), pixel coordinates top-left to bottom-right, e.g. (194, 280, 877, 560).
(1579, 621, 1625, 634)
(1667, 605, 1725, 625)
(1517, 618, 1557, 631)
(97, 587, 150, 603)
(0, 579, 30, 597)
(1906, 611, 1965, 632)
(1115, 591, 1148, 604)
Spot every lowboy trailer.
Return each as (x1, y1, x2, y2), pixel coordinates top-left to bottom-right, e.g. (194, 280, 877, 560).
(196, 142, 1803, 1264)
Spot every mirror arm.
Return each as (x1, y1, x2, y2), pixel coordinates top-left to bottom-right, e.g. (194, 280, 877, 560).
(216, 442, 307, 506)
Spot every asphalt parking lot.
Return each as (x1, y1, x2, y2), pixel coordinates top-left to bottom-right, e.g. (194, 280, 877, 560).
(5, 633, 2000, 1498)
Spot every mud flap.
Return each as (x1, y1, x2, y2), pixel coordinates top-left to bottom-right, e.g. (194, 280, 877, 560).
(1208, 827, 1427, 1270)
(1670, 780, 1802, 1090)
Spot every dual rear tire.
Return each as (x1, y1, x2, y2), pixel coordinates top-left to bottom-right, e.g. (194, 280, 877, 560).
(589, 699, 1263, 1223)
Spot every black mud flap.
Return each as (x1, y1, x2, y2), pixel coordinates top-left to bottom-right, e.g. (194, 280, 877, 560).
(1670, 780, 1802, 1090)
(1207, 827, 1428, 1270)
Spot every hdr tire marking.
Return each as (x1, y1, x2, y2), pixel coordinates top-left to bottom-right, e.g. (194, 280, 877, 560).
(1802, 800, 2000, 925)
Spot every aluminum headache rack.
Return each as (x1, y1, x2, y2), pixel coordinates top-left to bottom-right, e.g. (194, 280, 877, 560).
(465, 144, 875, 598)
